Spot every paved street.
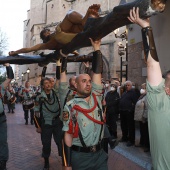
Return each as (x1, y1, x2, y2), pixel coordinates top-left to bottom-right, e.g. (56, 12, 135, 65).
(5, 103, 150, 170)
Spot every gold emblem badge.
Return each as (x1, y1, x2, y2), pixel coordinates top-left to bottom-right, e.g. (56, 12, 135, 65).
(62, 111, 69, 121)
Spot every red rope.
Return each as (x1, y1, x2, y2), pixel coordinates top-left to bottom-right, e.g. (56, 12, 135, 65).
(73, 93, 97, 113)
(73, 93, 104, 125)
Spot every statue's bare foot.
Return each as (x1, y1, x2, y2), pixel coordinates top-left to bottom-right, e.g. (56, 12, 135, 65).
(89, 4, 100, 15)
(82, 4, 101, 26)
(151, 0, 166, 12)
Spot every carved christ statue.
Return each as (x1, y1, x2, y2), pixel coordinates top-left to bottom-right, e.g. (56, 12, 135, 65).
(0, 0, 167, 65)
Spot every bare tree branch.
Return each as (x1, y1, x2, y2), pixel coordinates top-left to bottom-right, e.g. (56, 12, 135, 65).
(0, 28, 8, 55)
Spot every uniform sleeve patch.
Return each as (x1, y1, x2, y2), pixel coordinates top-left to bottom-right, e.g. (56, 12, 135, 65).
(62, 111, 69, 121)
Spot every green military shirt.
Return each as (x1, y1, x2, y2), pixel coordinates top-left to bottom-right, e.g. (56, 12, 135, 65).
(0, 83, 6, 113)
(147, 79, 170, 170)
(34, 82, 68, 125)
(63, 88, 76, 105)
(19, 87, 35, 100)
(53, 83, 59, 94)
(63, 82, 104, 147)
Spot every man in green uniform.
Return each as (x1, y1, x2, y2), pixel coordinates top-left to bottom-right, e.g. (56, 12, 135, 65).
(19, 81, 36, 125)
(62, 38, 108, 170)
(128, 7, 170, 170)
(63, 76, 77, 107)
(34, 69, 68, 170)
(0, 63, 14, 170)
(6, 84, 16, 113)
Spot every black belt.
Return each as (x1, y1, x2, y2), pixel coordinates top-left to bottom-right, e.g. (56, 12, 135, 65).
(72, 143, 102, 153)
(0, 112, 5, 117)
(52, 114, 60, 120)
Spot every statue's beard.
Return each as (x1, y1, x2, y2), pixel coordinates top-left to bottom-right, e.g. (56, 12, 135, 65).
(43, 35, 50, 43)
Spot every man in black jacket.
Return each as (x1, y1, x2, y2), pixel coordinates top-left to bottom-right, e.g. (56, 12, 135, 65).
(119, 80, 139, 146)
(105, 83, 120, 138)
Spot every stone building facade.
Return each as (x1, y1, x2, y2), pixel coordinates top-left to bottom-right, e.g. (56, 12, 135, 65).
(127, 42, 146, 85)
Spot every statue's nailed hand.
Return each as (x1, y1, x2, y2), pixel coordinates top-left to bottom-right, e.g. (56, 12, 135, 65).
(9, 51, 18, 56)
(127, 7, 150, 28)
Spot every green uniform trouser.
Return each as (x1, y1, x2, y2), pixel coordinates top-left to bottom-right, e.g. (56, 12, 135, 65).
(72, 149, 108, 170)
(0, 115, 8, 161)
(41, 117, 63, 158)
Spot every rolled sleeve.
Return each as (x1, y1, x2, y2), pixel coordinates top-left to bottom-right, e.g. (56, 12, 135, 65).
(147, 79, 165, 94)
(92, 82, 103, 98)
(92, 82, 103, 106)
(146, 79, 167, 109)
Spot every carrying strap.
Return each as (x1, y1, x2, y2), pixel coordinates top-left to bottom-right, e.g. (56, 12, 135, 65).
(78, 102, 104, 147)
(63, 89, 71, 108)
(78, 129, 87, 148)
(97, 102, 104, 142)
(41, 89, 61, 114)
(141, 26, 159, 62)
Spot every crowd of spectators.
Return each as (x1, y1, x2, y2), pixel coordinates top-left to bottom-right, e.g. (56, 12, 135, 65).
(102, 78, 150, 152)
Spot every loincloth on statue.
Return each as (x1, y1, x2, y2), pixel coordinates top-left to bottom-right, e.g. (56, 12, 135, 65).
(54, 23, 77, 44)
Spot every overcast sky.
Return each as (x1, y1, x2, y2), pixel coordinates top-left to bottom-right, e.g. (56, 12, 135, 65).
(0, 0, 30, 55)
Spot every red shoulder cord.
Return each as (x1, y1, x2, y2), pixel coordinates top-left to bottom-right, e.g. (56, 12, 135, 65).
(73, 93, 104, 125)
(73, 91, 77, 95)
(67, 111, 79, 138)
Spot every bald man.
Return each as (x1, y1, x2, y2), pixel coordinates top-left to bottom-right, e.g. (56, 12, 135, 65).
(62, 38, 108, 170)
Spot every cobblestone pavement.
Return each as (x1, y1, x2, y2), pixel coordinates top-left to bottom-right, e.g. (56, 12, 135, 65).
(6, 103, 149, 170)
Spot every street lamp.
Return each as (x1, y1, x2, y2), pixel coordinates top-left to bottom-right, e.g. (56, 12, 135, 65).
(26, 68, 30, 81)
(114, 28, 127, 40)
(114, 28, 128, 81)
(118, 43, 125, 82)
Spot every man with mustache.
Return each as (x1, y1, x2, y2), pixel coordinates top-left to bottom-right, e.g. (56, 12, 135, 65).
(34, 67, 68, 170)
(62, 38, 108, 170)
